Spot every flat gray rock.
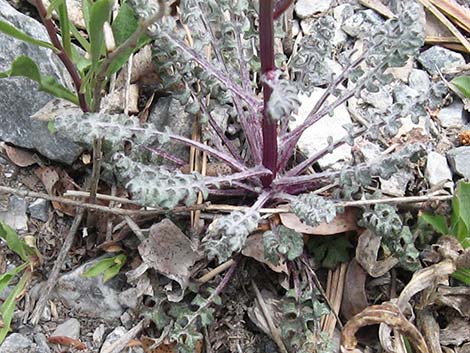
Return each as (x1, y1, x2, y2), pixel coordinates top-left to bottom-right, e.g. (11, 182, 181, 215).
(447, 146, 470, 179)
(295, 0, 332, 19)
(426, 151, 452, 189)
(52, 258, 125, 321)
(0, 0, 82, 164)
(437, 101, 465, 128)
(51, 318, 80, 340)
(0, 334, 33, 353)
(418, 46, 465, 75)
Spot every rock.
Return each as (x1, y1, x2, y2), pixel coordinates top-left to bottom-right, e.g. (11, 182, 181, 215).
(437, 101, 465, 128)
(0, 333, 33, 353)
(120, 311, 133, 329)
(51, 318, 80, 340)
(0, 196, 28, 232)
(148, 96, 193, 162)
(361, 87, 393, 112)
(28, 199, 49, 222)
(380, 170, 413, 197)
(101, 327, 145, 353)
(52, 259, 125, 321)
(409, 69, 431, 95)
(33, 333, 51, 353)
(0, 0, 82, 164)
(425, 152, 453, 189)
(295, 0, 332, 19)
(447, 147, 470, 179)
(289, 88, 352, 168)
(342, 10, 384, 38)
(92, 324, 106, 346)
(418, 46, 465, 75)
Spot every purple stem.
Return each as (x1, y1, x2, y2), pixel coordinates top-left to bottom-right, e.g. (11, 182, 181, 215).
(199, 98, 244, 164)
(273, 0, 294, 19)
(164, 32, 260, 108)
(259, 0, 278, 186)
(145, 146, 187, 167)
(206, 167, 271, 187)
(34, 0, 89, 112)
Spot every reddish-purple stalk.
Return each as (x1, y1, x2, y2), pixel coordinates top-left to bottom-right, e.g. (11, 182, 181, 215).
(259, 0, 278, 187)
(34, 0, 89, 112)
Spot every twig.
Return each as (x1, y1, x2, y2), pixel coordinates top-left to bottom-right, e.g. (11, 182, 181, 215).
(124, 215, 146, 242)
(251, 280, 289, 353)
(197, 259, 235, 283)
(30, 208, 85, 325)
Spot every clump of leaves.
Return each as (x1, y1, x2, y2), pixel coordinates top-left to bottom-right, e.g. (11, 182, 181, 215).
(0, 222, 38, 343)
(307, 234, 353, 269)
(421, 180, 470, 284)
(146, 287, 220, 353)
(280, 282, 330, 353)
(263, 225, 304, 265)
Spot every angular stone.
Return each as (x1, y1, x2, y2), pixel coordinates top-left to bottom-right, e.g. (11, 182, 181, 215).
(425, 151, 452, 189)
(28, 199, 49, 222)
(51, 318, 80, 340)
(409, 69, 431, 95)
(437, 101, 465, 128)
(289, 88, 352, 168)
(295, 0, 332, 19)
(342, 10, 384, 38)
(0, 0, 82, 164)
(0, 334, 33, 353)
(447, 147, 470, 179)
(418, 46, 465, 75)
(52, 258, 125, 321)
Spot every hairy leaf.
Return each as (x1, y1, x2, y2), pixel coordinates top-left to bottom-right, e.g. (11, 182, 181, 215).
(291, 193, 336, 228)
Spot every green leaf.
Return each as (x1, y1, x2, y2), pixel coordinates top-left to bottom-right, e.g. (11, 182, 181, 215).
(83, 254, 126, 280)
(0, 221, 32, 262)
(0, 271, 29, 344)
(0, 56, 79, 105)
(308, 235, 352, 269)
(451, 76, 470, 98)
(0, 263, 28, 293)
(89, 0, 113, 71)
(452, 268, 470, 285)
(70, 23, 90, 52)
(0, 20, 56, 51)
(57, 2, 72, 58)
(111, 2, 139, 46)
(451, 181, 470, 247)
(420, 213, 449, 235)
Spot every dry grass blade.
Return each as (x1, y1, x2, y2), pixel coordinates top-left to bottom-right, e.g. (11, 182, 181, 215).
(417, 0, 470, 53)
(429, 0, 470, 33)
(341, 303, 429, 353)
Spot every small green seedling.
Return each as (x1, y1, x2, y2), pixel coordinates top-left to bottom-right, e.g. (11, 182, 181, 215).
(82, 253, 127, 282)
(0, 222, 38, 343)
(421, 180, 470, 284)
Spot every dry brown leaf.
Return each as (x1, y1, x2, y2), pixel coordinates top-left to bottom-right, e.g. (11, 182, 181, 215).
(138, 219, 200, 302)
(341, 303, 429, 353)
(417, 309, 442, 353)
(242, 232, 289, 275)
(3, 144, 37, 167)
(341, 259, 369, 321)
(355, 230, 399, 278)
(35, 166, 78, 216)
(48, 336, 87, 350)
(280, 207, 359, 235)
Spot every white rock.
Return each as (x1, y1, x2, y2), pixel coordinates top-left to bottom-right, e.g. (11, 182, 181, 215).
(380, 170, 413, 197)
(289, 88, 352, 168)
(295, 0, 332, 19)
(437, 101, 465, 128)
(425, 152, 452, 189)
(51, 318, 80, 340)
